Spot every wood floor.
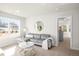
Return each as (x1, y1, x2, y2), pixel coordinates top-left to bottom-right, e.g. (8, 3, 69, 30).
(2, 38, 79, 56)
(34, 38, 79, 56)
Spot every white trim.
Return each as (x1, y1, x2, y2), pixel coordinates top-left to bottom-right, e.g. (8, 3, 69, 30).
(71, 47, 79, 51)
(70, 16, 73, 49)
(56, 16, 73, 49)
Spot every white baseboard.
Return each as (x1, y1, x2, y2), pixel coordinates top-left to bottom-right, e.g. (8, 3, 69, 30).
(70, 47, 79, 50)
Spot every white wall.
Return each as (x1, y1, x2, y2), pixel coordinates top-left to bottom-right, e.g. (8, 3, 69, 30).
(26, 14, 58, 46)
(72, 13, 79, 50)
(26, 9, 79, 50)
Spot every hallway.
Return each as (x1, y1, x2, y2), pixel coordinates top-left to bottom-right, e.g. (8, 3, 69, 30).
(59, 38, 70, 49)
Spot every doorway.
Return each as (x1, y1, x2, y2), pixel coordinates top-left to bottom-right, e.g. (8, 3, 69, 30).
(57, 16, 72, 49)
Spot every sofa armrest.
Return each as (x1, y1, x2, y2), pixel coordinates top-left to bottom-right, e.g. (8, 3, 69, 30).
(46, 37, 56, 46)
(42, 39, 48, 50)
(42, 37, 55, 50)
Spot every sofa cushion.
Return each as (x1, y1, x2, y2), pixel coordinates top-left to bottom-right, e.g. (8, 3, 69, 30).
(30, 39, 43, 42)
(30, 39, 42, 46)
(26, 33, 51, 46)
(41, 34, 51, 39)
(33, 34, 40, 39)
(26, 34, 33, 39)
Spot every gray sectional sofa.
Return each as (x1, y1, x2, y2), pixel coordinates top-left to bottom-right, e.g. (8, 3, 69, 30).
(25, 33, 55, 49)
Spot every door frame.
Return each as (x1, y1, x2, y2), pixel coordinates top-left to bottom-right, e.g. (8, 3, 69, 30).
(56, 16, 73, 49)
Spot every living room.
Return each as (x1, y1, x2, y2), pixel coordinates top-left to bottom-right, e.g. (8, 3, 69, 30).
(0, 3, 79, 56)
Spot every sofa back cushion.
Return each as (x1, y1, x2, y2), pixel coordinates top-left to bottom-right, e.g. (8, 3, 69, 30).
(33, 34, 40, 39)
(26, 33, 33, 39)
(26, 33, 51, 40)
(41, 34, 51, 39)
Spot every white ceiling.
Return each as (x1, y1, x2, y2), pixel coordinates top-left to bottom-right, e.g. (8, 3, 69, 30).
(0, 3, 79, 17)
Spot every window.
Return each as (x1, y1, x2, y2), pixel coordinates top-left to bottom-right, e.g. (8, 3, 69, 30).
(0, 16, 20, 37)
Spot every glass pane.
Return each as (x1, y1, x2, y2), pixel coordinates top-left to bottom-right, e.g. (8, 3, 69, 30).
(0, 16, 20, 38)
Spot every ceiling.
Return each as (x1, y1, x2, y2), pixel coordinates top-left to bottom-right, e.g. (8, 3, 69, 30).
(0, 3, 79, 17)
